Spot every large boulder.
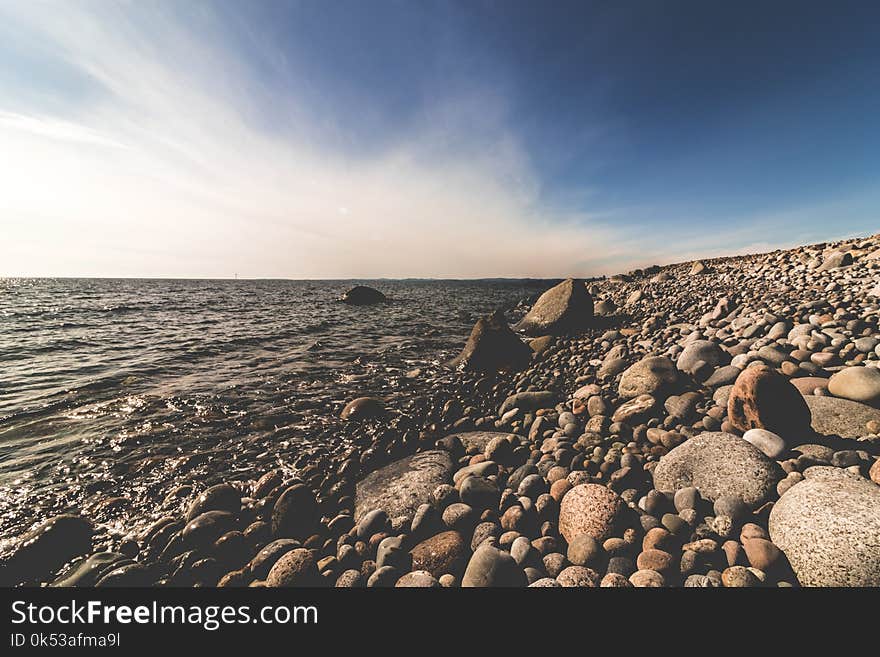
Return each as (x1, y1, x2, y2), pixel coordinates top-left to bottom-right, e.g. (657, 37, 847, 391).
(618, 356, 678, 399)
(354, 450, 454, 523)
(652, 432, 784, 508)
(828, 366, 880, 406)
(727, 364, 812, 443)
(769, 468, 880, 586)
(558, 484, 626, 542)
(804, 395, 880, 439)
(448, 310, 531, 372)
(0, 515, 94, 586)
(341, 285, 386, 305)
(515, 279, 594, 336)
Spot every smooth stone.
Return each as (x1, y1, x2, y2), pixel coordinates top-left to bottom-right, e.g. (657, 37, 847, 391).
(340, 397, 386, 420)
(742, 428, 787, 459)
(618, 356, 679, 399)
(727, 364, 812, 443)
(703, 365, 741, 387)
(265, 548, 320, 587)
(804, 395, 880, 439)
(185, 484, 241, 521)
(652, 432, 783, 508)
(395, 571, 441, 587)
(558, 484, 626, 543)
(459, 476, 500, 511)
(769, 473, 880, 586)
(677, 340, 729, 373)
(499, 391, 556, 415)
(828, 366, 880, 406)
(247, 539, 300, 579)
(461, 545, 527, 587)
(271, 484, 319, 539)
(0, 515, 94, 586)
(409, 531, 468, 578)
(354, 450, 454, 522)
(51, 552, 128, 587)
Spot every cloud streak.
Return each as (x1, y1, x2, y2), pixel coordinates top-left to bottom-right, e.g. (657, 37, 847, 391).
(0, 2, 873, 279)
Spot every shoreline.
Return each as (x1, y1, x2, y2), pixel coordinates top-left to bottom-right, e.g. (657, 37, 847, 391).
(3, 232, 880, 587)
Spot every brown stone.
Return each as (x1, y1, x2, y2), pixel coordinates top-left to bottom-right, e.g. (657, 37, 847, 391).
(409, 531, 468, 578)
(727, 365, 812, 442)
(636, 549, 675, 575)
(265, 548, 320, 587)
(870, 458, 880, 485)
(340, 397, 386, 420)
(742, 538, 782, 572)
(558, 484, 625, 543)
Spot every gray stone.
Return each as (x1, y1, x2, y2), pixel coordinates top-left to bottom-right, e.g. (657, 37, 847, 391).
(354, 450, 454, 522)
(618, 356, 678, 399)
(742, 428, 787, 459)
(461, 544, 527, 587)
(769, 472, 880, 586)
(652, 432, 783, 508)
(804, 395, 880, 439)
(498, 391, 556, 415)
(677, 340, 729, 373)
(515, 278, 595, 336)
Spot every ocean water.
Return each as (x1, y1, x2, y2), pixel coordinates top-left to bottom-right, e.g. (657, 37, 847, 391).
(0, 278, 548, 538)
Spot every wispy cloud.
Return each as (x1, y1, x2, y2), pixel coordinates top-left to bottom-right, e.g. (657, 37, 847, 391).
(0, 2, 873, 278)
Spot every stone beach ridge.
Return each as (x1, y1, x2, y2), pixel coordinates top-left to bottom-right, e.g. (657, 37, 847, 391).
(3, 233, 880, 588)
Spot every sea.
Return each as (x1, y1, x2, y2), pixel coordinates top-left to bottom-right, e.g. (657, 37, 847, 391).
(0, 277, 550, 540)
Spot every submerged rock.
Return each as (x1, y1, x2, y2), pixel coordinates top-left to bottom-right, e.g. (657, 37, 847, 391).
(515, 278, 594, 336)
(340, 397, 386, 421)
(0, 514, 94, 586)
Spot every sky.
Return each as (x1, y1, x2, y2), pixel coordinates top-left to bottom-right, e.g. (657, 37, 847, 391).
(1, 0, 879, 279)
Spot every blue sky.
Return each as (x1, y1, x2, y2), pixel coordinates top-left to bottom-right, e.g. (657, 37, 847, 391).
(1, 0, 878, 278)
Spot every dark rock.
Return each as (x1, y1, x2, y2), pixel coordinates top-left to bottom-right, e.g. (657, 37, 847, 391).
(271, 484, 319, 539)
(340, 397, 386, 421)
(448, 310, 531, 372)
(341, 285, 386, 305)
(0, 515, 94, 586)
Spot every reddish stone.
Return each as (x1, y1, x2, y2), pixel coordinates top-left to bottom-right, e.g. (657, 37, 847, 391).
(727, 365, 812, 441)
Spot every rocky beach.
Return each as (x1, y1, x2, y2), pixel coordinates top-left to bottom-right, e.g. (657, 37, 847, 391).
(3, 233, 880, 588)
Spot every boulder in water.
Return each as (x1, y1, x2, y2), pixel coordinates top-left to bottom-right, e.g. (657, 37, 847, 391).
(340, 285, 386, 305)
(0, 514, 94, 586)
